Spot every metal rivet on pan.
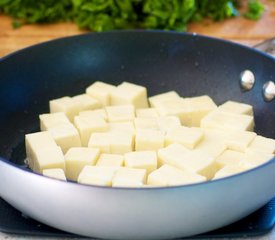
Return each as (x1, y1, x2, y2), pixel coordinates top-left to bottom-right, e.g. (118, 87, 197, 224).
(262, 81, 275, 102)
(240, 70, 255, 91)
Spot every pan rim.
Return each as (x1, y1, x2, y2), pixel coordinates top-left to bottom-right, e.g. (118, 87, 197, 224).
(1, 155, 274, 191)
(0, 30, 274, 62)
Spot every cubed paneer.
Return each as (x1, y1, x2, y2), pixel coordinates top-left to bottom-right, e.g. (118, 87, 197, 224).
(135, 129, 165, 151)
(86, 81, 116, 106)
(154, 98, 191, 125)
(96, 154, 124, 167)
(111, 82, 148, 108)
(147, 164, 206, 187)
(32, 146, 65, 174)
(156, 116, 181, 133)
(25, 131, 58, 170)
(244, 148, 274, 168)
(165, 126, 204, 149)
(218, 100, 253, 115)
(112, 167, 146, 187)
(160, 147, 217, 180)
(74, 115, 108, 146)
(65, 147, 100, 181)
(106, 105, 135, 122)
(201, 110, 254, 131)
(213, 164, 248, 180)
(136, 108, 159, 118)
(158, 143, 190, 167)
(178, 150, 218, 179)
(225, 130, 256, 152)
(248, 135, 275, 154)
(185, 95, 217, 127)
(49, 96, 81, 121)
(124, 151, 157, 174)
(154, 96, 217, 127)
(194, 129, 227, 158)
(48, 123, 81, 153)
(79, 109, 107, 121)
(134, 117, 158, 130)
(109, 131, 134, 154)
(72, 94, 101, 111)
(39, 112, 70, 131)
(78, 166, 119, 186)
(215, 150, 245, 169)
(88, 132, 111, 153)
(88, 131, 133, 154)
(149, 91, 180, 108)
(42, 168, 66, 181)
(108, 122, 135, 137)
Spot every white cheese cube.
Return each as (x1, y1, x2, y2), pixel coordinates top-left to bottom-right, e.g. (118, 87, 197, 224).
(201, 110, 254, 131)
(248, 135, 275, 154)
(156, 116, 181, 133)
(33, 146, 65, 174)
(42, 168, 66, 181)
(165, 126, 204, 149)
(88, 131, 133, 154)
(124, 151, 157, 174)
(78, 166, 119, 186)
(79, 109, 107, 121)
(109, 131, 134, 154)
(112, 167, 146, 187)
(96, 154, 124, 167)
(134, 117, 159, 130)
(39, 112, 70, 131)
(195, 140, 226, 159)
(49, 96, 82, 121)
(225, 130, 256, 152)
(88, 132, 111, 153)
(135, 129, 165, 151)
(147, 164, 206, 187)
(216, 150, 245, 169)
(111, 82, 148, 108)
(106, 105, 135, 122)
(179, 150, 219, 179)
(154, 96, 217, 127)
(149, 91, 180, 107)
(86, 81, 116, 106)
(72, 94, 101, 111)
(213, 164, 248, 179)
(108, 122, 135, 137)
(48, 123, 81, 153)
(195, 129, 227, 158)
(74, 115, 108, 146)
(185, 95, 217, 127)
(244, 148, 274, 168)
(218, 100, 253, 115)
(158, 143, 191, 167)
(155, 97, 191, 119)
(136, 108, 159, 118)
(65, 147, 100, 181)
(25, 131, 58, 170)
(159, 145, 217, 179)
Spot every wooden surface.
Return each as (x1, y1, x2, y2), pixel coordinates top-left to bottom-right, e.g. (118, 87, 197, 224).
(0, 1, 275, 57)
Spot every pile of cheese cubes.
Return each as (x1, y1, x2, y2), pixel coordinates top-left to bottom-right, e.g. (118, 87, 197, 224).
(25, 81, 275, 187)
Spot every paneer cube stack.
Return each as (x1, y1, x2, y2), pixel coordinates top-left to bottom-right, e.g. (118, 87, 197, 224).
(25, 81, 275, 187)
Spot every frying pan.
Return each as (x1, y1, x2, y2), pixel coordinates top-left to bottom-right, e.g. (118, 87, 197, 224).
(0, 31, 275, 240)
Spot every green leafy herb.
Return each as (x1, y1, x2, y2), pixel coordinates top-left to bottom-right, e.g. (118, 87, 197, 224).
(243, 0, 264, 20)
(0, 0, 263, 32)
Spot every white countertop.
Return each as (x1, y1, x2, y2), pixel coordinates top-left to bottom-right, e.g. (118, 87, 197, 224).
(0, 226, 274, 240)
